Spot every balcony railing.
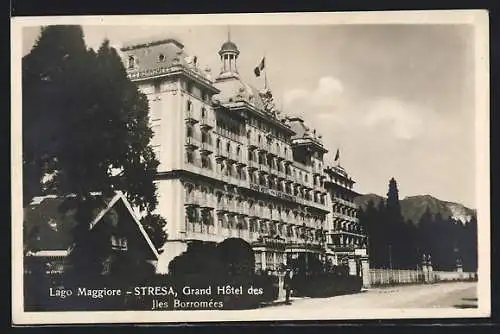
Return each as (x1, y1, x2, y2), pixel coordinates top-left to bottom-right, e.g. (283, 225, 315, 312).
(184, 110, 198, 124)
(185, 136, 201, 149)
(334, 197, 358, 209)
(200, 141, 213, 154)
(215, 148, 228, 159)
(200, 116, 215, 129)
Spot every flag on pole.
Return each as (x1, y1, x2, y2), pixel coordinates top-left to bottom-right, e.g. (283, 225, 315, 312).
(254, 57, 265, 77)
(334, 149, 340, 161)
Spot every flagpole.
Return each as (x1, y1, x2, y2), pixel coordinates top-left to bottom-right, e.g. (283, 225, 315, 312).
(264, 51, 268, 90)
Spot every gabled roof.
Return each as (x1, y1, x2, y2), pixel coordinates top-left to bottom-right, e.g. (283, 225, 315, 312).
(89, 191, 159, 259)
(24, 191, 159, 260)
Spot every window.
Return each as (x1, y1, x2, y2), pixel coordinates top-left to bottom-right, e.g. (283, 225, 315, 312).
(158, 53, 165, 62)
(110, 235, 128, 250)
(226, 142, 231, 153)
(236, 146, 241, 157)
(186, 151, 194, 164)
(247, 130, 251, 139)
(216, 138, 221, 150)
(186, 100, 192, 111)
(201, 107, 206, 118)
(128, 56, 135, 69)
(248, 150, 253, 161)
(186, 125, 193, 138)
(201, 155, 211, 169)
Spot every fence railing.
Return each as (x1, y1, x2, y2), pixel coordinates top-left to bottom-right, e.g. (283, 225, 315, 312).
(368, 269, 477, 286)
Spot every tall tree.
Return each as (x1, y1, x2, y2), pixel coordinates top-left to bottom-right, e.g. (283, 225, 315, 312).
(22, 25, 89, 205)
(22, 26, 165, 275)
(385, 178, 407, 269)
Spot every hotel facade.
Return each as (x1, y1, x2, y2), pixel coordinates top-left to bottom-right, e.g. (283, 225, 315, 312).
(120, 35, 369, 278)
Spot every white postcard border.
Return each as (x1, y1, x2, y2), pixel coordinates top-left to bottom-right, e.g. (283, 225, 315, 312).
(11, 10, 490, 325)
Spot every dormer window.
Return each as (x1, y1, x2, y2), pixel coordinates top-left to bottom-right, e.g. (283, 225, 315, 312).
(158, 53, 165, 62)
(128, 56, 135, 69)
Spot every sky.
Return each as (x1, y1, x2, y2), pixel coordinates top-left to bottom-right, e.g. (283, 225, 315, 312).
(22, 24, 477, 208)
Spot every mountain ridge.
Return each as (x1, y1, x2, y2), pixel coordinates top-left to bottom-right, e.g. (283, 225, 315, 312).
(354, 193, 476, 224)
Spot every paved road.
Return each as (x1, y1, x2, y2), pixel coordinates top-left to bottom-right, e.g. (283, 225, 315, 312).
(270, 282, 477, 310)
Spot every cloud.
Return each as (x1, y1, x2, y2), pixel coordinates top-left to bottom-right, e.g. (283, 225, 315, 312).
(362, 97, 429, 140)
(284, 76, 344, 109)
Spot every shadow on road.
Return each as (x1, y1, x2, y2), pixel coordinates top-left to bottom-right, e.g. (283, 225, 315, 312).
(454, 297, 478, 309)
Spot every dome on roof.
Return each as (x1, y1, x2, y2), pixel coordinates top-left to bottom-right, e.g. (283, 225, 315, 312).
(219, 41, 239, 54)
(213, 76, 265, 110)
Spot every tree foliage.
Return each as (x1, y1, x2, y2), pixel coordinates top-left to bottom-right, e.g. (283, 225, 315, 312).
(140, 214, 168, 254)
(359, 178, 478, 271)
(22, 25, 165, 274)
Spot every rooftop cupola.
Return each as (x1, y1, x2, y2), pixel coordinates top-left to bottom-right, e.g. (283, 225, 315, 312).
(218, 28, 240, 79)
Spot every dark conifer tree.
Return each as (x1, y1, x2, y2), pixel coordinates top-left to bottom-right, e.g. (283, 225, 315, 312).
(22, 27, 166, 277)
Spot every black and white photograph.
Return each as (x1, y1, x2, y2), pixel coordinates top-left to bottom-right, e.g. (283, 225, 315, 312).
(11, 11, 490, 324)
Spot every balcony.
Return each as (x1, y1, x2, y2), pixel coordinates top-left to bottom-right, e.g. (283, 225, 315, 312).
(258, 164, 269, 174)
(332, 212, 358, 223)
(268, 146, 278, 157)
(185, 195, 201, 207)
(215, 148, 228, 160)
(184, 110, 198, 124)
(331, 228, 365, 237)
(334, 197, 358, 209)
(185, 136, 200, 149)
(247, 136, 259, 149)
(286, 241, 324, 251)
(200, 116, 215, 129)
(247, 160, 258, 170)
(248, 208, 260, 218)
(227, 152, 238, 164)
(327, 244, 356, 253)
(257, 143, 269, 152)
(277, 170, 287, 180)
(200, 141, 213, 154)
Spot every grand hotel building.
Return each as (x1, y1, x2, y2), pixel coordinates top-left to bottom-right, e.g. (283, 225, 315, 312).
(120, 35, 369, 277)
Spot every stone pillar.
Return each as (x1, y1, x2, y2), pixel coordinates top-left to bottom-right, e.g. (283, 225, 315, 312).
(277, 272, 286, 301)
(456, 259, 464, 280)
(348, 257, 357, 276)
(361, 257, 371, 288)
(422, 257, 429, 283)
(427, 261, 434, 283)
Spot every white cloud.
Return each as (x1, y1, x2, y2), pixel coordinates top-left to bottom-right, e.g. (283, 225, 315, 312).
(362, 97, 429, 140)
(284, 76, 344, 109)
